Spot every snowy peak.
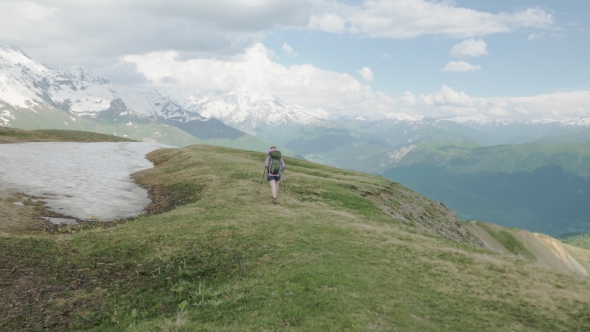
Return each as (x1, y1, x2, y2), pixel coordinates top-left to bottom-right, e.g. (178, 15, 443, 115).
(384, 112, 425, 123)
(170, 90, 331, 135)
(452, 116, 590, 127)
(0, 45, 203, 123)
(58, 66, 110, 85)
(533, 116, 590, 126)
(0, 45, 48, 74)
(351, 111, 590, 128)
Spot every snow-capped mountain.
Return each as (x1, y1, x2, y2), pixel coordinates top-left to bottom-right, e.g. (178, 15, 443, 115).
(4, 44, 590, 174)
(448, 115, 590, 127)
(0, 45, 251, 141)
(0, 45, 195, 120)
(170, 90, 331, 135)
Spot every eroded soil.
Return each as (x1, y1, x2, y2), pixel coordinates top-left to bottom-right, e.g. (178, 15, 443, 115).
(0, 189, 73, 235)
(0, 183, 193, 330)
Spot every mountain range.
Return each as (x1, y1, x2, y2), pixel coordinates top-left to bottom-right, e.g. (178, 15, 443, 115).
(0, 45, 279, 153)
(3, 45, 590, 236)
(3, 45, 590, 157)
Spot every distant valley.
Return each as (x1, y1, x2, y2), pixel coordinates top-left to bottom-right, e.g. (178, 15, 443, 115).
(381, 142, 590, 236)
(3, 45, 590, 237)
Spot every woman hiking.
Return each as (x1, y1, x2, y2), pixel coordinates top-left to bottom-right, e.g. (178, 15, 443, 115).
(264, 146, 285, 204)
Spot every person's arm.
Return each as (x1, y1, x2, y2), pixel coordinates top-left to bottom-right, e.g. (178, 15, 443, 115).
(264, 155, 270, 168)
(281, 159, 285, 171)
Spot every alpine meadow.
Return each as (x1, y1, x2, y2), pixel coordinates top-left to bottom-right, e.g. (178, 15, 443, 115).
(1, 130, 590, 330)
(3, 0, 590, 331)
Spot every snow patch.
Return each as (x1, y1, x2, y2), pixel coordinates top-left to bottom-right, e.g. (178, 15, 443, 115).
(0, 142, 171, 221)
(387, 144, 417, 165)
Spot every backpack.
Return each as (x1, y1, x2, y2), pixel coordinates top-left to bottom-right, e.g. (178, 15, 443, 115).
(268, 150, 282, 174)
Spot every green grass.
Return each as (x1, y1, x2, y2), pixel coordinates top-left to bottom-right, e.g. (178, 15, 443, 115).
(559, 232, 590, 250)
(1, 145, 590, 331)
(0, 127, 135, 143)
(478, 223, 535, 261)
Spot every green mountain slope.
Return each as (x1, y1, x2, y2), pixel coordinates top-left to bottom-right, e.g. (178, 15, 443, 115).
(535, 127, 590, 144)
(559, 232, 590, 250)
(383, 142, 590, 236)
(3, 105, 292, 155)
(253, 119, 497, 171)
(1, 145, 589, 331)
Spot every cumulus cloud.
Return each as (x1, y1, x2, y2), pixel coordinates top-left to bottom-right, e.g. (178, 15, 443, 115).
(414, 86, 590, 121)
(282, 43, 299, 57)
(442, 61, 482, 72)
(0, 0, 315, 69)
(123, 43, 386, 113)
(0, 0, 554, 77)
(310, 0, 553, 39)
(357, 67, 374, 81)
(450, 39, 488, 57)
(123, 43, 590, 121)
(311, 13, 346, 33)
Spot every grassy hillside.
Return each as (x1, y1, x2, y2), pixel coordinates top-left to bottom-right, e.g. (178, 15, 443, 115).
(383, 141, 590, 236)
(1, 145, 589, 331)
(0, 127, 136, 143)
(560, 232, 590, 250)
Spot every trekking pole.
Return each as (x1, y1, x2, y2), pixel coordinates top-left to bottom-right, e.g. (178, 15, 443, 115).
(283, 170, 286, 194)
(257, 168, 267, 194)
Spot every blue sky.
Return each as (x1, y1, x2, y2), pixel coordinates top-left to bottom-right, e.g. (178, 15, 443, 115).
(263, 1, 590, 97)
(1, 0, 589, 120)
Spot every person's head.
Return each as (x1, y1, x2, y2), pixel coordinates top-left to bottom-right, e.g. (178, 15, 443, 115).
(270, 146, 276, 150)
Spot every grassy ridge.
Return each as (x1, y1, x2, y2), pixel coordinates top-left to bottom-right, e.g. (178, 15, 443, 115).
(0, 127, 136, 143)
(1, 145, 590, 331)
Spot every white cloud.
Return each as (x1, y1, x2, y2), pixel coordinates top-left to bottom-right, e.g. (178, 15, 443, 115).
(450, 39, 487, 57)
(399, 92, 416, 106)
(357, 67, 374, 81)
(310, 1, 553, 39)
(312, 13, 346, 33)
(414, 86, 590, 120)
(527, 32, 545, 41)
(282, 43, 299, 57)
(0, 0, 315, 69)
(124, 43, 384, 114)
(380, 53, 392, 60)
(123, 43, 590, 121)
(489, 106, 508, 116)
(442, 61, 482, 72)
(0, 0, 555, 82)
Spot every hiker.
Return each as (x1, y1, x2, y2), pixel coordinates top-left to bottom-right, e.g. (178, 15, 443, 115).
(264, 146, 285, 204)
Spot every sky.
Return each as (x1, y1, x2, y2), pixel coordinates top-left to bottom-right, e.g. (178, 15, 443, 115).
(1, 0, 589, 120)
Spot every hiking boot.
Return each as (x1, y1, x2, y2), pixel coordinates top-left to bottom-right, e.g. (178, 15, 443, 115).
(272, 198, 277, 204)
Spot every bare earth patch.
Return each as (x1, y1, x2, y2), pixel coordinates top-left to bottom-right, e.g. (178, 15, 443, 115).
(0, 189, 70, 235)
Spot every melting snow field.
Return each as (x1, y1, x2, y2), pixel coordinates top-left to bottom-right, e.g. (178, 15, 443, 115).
(0, 142, 171, 221)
